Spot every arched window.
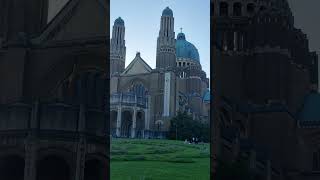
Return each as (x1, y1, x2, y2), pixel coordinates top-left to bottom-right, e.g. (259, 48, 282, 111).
(233, 2, 242, 16)
(260, 6, 266, 12)
(220, 2, 229, 16)
(212, 2, 215, 15)
(130, 83, 146, 97)
(155, 120, 163, 131)
(247, 3, 255, 14)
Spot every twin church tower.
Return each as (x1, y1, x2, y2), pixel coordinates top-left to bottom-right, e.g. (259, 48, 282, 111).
(110, 7, 176, 75)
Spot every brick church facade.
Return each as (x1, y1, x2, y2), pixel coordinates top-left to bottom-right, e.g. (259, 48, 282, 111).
(110, 7, 210, 139)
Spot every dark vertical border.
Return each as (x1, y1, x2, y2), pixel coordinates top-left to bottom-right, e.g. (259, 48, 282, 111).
(210, 0, 216, 179)
(105, 1, 111, 179)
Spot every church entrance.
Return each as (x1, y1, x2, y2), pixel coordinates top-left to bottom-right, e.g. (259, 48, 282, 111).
(36, 155, 70, 180)
(0, 155, 24, 180)
(121, 110, 132, 138)
(136, 111, 145, 138)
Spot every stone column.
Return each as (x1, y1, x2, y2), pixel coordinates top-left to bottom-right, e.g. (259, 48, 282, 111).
(249, 149, 256, 171)
(75, 104, 87, 180)
(24, 101, 39, 180)
(233, 31, 238, 51)
(266, 159, 271, 180)
(241, 4, 245, 16)
(24, 137, 37, 180)
(131, 108, 137, 138)
(116, 106, 122, 137)
(144, 110, 148, 131)
(228, 4, 233, 16)
(78, 104, 86, 131)
(143, 108, 148, 139)
(75, 135, 86, 180)
(145, 95, 151, 130)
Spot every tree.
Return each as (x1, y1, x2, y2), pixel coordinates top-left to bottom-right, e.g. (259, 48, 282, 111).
(168, 111, 210, 142)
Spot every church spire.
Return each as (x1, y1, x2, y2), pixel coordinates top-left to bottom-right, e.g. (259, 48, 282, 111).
(110, 17, 126, 76)
(156, 7, 176, 70)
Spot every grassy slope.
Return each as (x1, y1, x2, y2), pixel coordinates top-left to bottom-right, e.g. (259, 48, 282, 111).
(111, 139, 210, 180)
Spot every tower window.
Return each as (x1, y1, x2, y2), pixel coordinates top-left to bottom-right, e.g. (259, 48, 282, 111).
(220, 2, 229, 16)
(233, 2, 242, 16)
(247, 3, 255, 14)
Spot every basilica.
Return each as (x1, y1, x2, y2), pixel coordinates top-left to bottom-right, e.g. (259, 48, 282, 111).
(110, 7, 210, 138)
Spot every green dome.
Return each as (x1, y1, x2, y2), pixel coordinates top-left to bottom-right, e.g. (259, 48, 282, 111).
(114, 17, 124, 26)
(203, 89, 211, 102)
(162, 7, 173, 16)
(176, 32, 200, 62)
(298, 92, 320, 122)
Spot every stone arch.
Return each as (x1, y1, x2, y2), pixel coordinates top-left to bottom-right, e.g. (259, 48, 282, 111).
(121, 78, 150, 94)
(84, 154, 108, 180)
(36, 155, 71, 180)
(0, 154, 24, 180)
(110, 110, 118, 137)
(121, 110, 133, 137)
(136, 110, 145, 138)
(233, 2, 242, 16)
(155, 120, 164, 131)
(219, 2, 229, 16)
(36, 148, 74, 180)
(129, 83, 148, 97)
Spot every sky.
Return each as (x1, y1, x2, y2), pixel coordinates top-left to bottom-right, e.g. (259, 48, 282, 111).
(288, 0, 320, 55)
(110, 0, 210, 78)
(288, 0, 320, 92)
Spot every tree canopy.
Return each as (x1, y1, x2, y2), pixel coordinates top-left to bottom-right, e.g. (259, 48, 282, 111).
(168, 111, 210, 142)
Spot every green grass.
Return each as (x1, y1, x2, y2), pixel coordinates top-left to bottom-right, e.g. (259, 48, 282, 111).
(111, 138, 210, 180)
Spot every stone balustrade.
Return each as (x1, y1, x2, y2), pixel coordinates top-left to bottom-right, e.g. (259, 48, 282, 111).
(110, 93, 148, 108)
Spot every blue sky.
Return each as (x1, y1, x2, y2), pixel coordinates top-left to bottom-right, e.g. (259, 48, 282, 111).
(288, 0, 320, 55)
(110, 0, 210, 78)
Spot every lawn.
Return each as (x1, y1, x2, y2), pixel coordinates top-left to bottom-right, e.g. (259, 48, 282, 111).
(111, 138, 210, 180)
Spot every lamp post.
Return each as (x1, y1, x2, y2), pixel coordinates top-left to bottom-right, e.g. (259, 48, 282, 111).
(176, 123, 178, 140)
